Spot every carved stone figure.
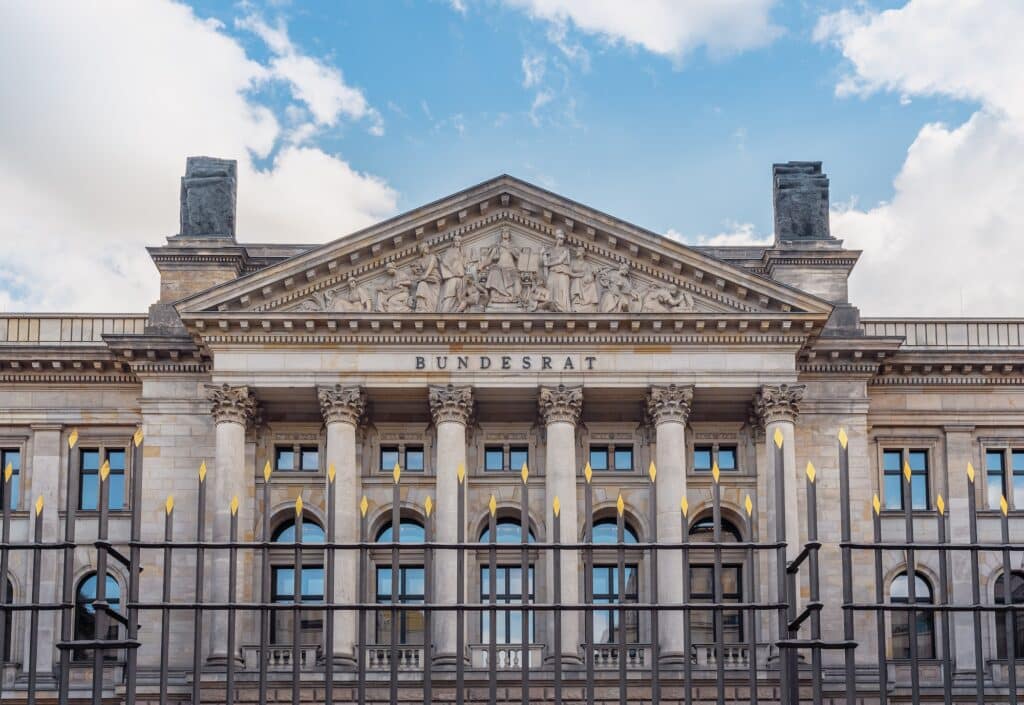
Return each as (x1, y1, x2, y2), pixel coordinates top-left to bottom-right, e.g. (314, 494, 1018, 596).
(524, 278, 556, 312)
(412, 242, 441, 312)
(598, 262, 640, 313)
(439, 235, 467, 312)
(542, 229, 573, 312)
(455, 264, 488, 312)
(179, 157, 236, 238)
(331, 276, 373, 312)
(642, 283, 695, 313)
(569, 246, 599, 312)
(378, 263, 412, 312)
(484, 228, 522, 304)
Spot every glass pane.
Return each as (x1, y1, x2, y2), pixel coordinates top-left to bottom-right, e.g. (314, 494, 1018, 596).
(300, 447, 319, 471)
(274, 520, 325, 543)
(108, 475, 125, 510)
(911, 475, 928, 510)
(405, 447, 424, 472)
(485, 447, 504, 471)
(377, 521, 425, 543)
(908, 450, 927, 473)
(404, 568, 425, 596)
(107, 449, 125, 471)
(614, 447, 633, 471)
(303, 568, 324, 600)
(593, 610, 612, 643)
(80, 475, 99, 511)
(81, 450, 100, 471)
(509, 447, 529, 473)
(693, 447, 712, 471)
(275, 568, 295, 599)
(481, 519, 533, 544)
(376, 568, 392, 597)
(1014, 474, 1024, 510)
(884, 474, 903, 510)
(592, 520, 637, 544)
(380, 447, 399, 472)
(989, 475, 1005, 510)
(275, 447, 294, 471)
(883, 451, 902, 472)
(1013, 451, 1024, 472)
(690, 566, 713, 597)
(593, 568, 610, 595)
(987, 450, 1005, 472)
(718, 447, 737, 471)
(589, 448, 608, 471)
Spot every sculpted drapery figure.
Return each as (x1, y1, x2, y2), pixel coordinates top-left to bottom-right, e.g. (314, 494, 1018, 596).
(484, 227, 522, 304)
(542, 229, 573, 312)
(570, 246, 599, 312)
(331, 275, 372, 312)
(378, 263, 412, 312)
(439, 235, 467, 312)
(412, 242, 441, 312)
(643, 283, 695, 313)
(598, 262, 640, 313)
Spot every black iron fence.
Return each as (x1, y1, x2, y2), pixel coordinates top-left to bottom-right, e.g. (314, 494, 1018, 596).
(0, 428, 1021, 704)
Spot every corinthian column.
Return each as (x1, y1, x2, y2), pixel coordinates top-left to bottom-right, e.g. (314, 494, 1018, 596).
(538, 384, 582, 663)
(428, 383, 474, 664)
(754, 384, 805, 563)
(646, 383, 693, 663)
(205, 383, 257, 663)
(318, 384, 366, 666)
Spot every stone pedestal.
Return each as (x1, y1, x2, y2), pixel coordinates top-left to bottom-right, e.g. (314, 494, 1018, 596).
(538, 384, 582, 664)
(319, 385, 366, 666)
(428, 384, 474, 664)
(646, 384, 694, 663)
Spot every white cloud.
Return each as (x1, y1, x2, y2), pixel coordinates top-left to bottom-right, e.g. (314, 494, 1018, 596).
(0, 1, 397, 312)
(521, 53, 546, 88)
(501, 0, 781, 62)
(529, 90, 554, 126)
(816, 0, 1024, 316)
(667, 222, 771, 247)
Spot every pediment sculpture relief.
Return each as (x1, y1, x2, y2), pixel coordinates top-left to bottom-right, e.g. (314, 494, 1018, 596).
(292, 226, 698, 314)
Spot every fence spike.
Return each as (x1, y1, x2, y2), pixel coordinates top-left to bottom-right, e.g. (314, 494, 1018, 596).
(681, 496, 689, 517)
(616, 493, 625, 516)
(773, 427, 784, 448)
(936, 494, 945, 515)
(806, 461, 816, 483)
(425, 496, 433, 517)
(872, 494, 881, 515)
(360, 495, 369, 517)
(133, 426, 144, 447)
(744, 495, 753, 516)
(584, 461, 593, 483)
(263, 460, 272, 482)
(521, 462, 529, 483)
(230, 496, 239, 516)
(489, 494, 497, 516)
(165, 495, 174, 515)
(966, 461, 976, 483)
(902, 459, 912, 483)
(198, 461, 207, 482)
(99, 459, 110, 482)
(1000, 495, 1009, 516)
(456, 462, 465, 483)
(327, 462, 336, 483)
(648, 461, 657, 482)
(35, 494, 44, 515)
(3, 462, 11, 483)
(295, 495, 304, 516)
(392, 462, 402, 484)
(837, 427, 848, 449)
(552, 496, 561, 517)
(68, 427, 79, 449)
(711, 461, 720, 483)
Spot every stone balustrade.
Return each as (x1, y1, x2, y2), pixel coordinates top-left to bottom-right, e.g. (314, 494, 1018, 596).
(587, 644, 651, 669)
(469, 644, 544, 669)
(363, 645, 425, 671)
(691, 643, 773, 669)
(861, 318, 1024, 349)
(0, 314, 146, 345)
(242, 645, 320, 671)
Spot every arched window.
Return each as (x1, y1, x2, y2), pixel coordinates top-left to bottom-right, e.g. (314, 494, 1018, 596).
(688, 517, 743, 543)
(995, 571, 1024, 660)
(592, 518, 639, 544)
(689, 516, 744, 645)
(375, 520, 425, 543)
(74, 573, 120, 660)
(272, 517, 325, 543)
(891, 571, 935, 659)
(479, 518, 536, 543)
(2, 579, 12, 663)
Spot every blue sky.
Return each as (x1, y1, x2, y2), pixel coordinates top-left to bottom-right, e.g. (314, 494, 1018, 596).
(1, 1, 1021, 315)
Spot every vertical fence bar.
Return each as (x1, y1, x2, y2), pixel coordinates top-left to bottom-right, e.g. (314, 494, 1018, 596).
(424, 496, 433, 705)
(125, 428, 144, 705)
(806, 463, 822, 705)
(158, 496, 173, 705)
(193, 462, 208, 705)
(226, 497, 239, 705)
(584, 465, 594, 705)
(772, 430, 791, 705)
(520, 465, 530, 705)
(390, 471, 400, 705)
(0, 461, 12, 703)
(681, 499, 692, 705)
(936, 495, 952, 705)
(57, 429, 80, 705)
(872, 495, 888, 705)
(745, 495, 758, 705)
(488, 495, 497, 705)
(27, 496, 44, 705)
(325, 465, 336, 705)
(293, 496, 304, 705)
(91, 459, 111, 705)
(616, 494, 626, 705)
(966, 463, 984, 704)
(358, 496, 368, 705)
(648, 462, 660, 705)
(457, 465, 466, 705)
(999, 497, 1017, 704)
(552, 499, 562, 705)
(901, 459, 921, 704)
(838, 429, 856, 705)
(258, 463, 271, 705)
(711, 465, 724, 705)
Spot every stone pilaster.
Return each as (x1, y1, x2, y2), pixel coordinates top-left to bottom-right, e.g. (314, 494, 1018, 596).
(538, 384, 582, 663)
(318, 385, 366, 665)
(428, 384, 473, 664)
(754, 383, 805, 564)
(205, 383, 257, 663)
(645, 384, 693, 663)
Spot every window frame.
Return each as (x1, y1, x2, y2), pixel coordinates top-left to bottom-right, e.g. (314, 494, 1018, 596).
(479, 565, 536, 644)
(0, 447, 22, 512)
(881, 447, 931, 512)
(273, 443, 321, 473)
(889, 571, 937, 660)
(73, 572, 122, 661)
(692, 444, 739, 474)
(77, 443, 130, 512)
(589, 444, 635, 473)
(994, 570, 1024, 661)
(482, 444, 530, 473)
(375, 565, 426, 645)
(379, 444, 426, 474)
(984, 447, 1024, 511)
(689, 562, 745, 644)
(591, 563, 640, 644)
(269, 564, 325, 645)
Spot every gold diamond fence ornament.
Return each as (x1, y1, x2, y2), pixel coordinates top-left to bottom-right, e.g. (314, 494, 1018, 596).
(837, 427, 848, 450)
(35, 495, 44, 516)
(230, 496, 239, 516)
(872, 494, 881, 515)
(711, 461, 720, 483)
(805, 461, 816, 484)
(165, 495, 174, 515)
(263, 460, 272, 482)
(133, 427, 144, 447)
(392, 462, 402, 484)
(1000, 495, 1009, 516)
(936, 494, 945, 515)
(773, 427, 784, 448)
(99, 459, 110, 482)
(360, 495, 369, 518)
(521, 462, 529, 483)
(616, 493, 625, 516)
(198, 461, 207, 483)
(680, 496, 689, 517)
(489, 494, 497, 516)
(68, 428, 79, 449)
(584, 461, 593, 483)
(903, 460, 912, 483)
(295, 495, 304, 517)
(648, 461, 657, 483)
(552, 496, 561, 518)
(424, 496, 433, 517)
(744, 495, 753, 516)
(327, 463, 336, 483)
(3, 462, 11, 483)
(456, 463, 466, 484)
(966, 462, 976, 483)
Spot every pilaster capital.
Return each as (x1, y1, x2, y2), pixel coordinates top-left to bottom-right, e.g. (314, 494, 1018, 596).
(428, 384, 474, 426)
(537, 384, 583, 426)
(645, 384, 694, 426)
(753, 383, 806, 426)
(205, 383, 258, 427)
(318, 384, 367, 427)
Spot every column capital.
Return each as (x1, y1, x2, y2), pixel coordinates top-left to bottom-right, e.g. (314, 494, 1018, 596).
(318, 384, 367, 427)
(205, 383, 257, 427)
(428, 384, 474, 426)
(645, 383, 694, 426)
(537, 384, 583, 426)
(753, 383, 806, 426)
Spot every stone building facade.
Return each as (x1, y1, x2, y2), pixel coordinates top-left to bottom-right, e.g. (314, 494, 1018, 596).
(0, 157, 1021, 702)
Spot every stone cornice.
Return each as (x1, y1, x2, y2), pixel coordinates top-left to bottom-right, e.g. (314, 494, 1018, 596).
(538, 384, 583, 426)
(318, 384, 366, 427)
(428, 384, 474, 426)
(206, 383, 258, 426)
(753, 383, 805, 426)
(645, 384, 694, 425)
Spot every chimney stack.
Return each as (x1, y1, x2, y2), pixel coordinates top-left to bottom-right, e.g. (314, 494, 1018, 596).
(772, 161, 831, 243)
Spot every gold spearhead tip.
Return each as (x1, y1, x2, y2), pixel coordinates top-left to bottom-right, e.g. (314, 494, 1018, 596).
(133, 427, 144, 447)
(68, 428, 79, 449)
(805, 461, 816, 484)
(552, 496, 561, 517)
(680, 496, 689, 517)
(584, 461, 593, 483)
(263, 460, 272, 482)
(648, 461, 657, 483)
(489, 494, 497, 516)
(902, 460, 912, 483)
(837, 427, 848, 449)
(1000, 495, 1009, 516)
(616, 493, 625, 516)
(295, 495, 304, 516)
(936, 494, 945, 515)
(198, 461, 207, 482)
(35, 494, 44, 515)
(456, 462, 466, 483)
(99, 459, 110, 482)
(966, 462, 976, 483)
(327, 463, 336, 483)
(392, 462, 402, 484)
(773, 427, 784, 448)
(872, 494, 881, 515)
(359, 495, 369, 517)
(424, 496, 433, 517)
(521, 462, 529, 483)
(230, 496, 239, 515)
(711, 461, 720, 483)
(165, 495, 174, 515)
(744, 495, 753, 516)
(3, 462, 11, 483)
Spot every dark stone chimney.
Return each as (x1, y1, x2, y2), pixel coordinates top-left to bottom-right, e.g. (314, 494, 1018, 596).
(772, 161, 831, 243)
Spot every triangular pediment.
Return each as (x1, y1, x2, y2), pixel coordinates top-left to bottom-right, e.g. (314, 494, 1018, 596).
(176, 175, 832, 319)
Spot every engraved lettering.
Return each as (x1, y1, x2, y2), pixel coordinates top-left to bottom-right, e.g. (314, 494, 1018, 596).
(585, 356, 597, 370)
(458, 356, 469, 370)
(502, 356, 512, 370)
(563, 356, 574, 370)
(416, 356, 426, 370)
(542, 356, 552, 370)
(436, 356, 448, 370)
(522, 356, 532, 370)
(480, 356, 492, 369)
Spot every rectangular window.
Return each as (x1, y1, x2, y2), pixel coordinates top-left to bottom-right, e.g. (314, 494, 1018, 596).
(485, 446, 505, 472)
(300, 446, 319, 471)
(509, 446, 529, 473)
(271, 565, 324, 644)
(589, 447, 608, 472)
(985, 449, 1024, 510)
(592, 564, 639, 644)
(0, 448, 20, 511)
(690, 564, 744, 644)
(275, 446, 295, 471)
(275, 445, 319, 472)
(376, 566, 425, 644)
(589, 445, 634, 472)
(480, 566, 535, 643)
(693, 445, 738, 472)
(79, 447, 126, 511)
(883, 448, 929, 511)
(693, 447, 712, 472)
(380, 446, 400, 473)
(1014, 451, 1024, 509)
(613, 446, 634, 471)
(405, 446, 424, 472)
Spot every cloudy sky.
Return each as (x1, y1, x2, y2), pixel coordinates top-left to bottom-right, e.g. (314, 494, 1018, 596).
(1, 0, 1020, 316)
